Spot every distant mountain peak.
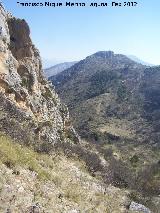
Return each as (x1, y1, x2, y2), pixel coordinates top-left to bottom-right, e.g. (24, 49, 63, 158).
(44, 61, 77, 78)
(128, 55, 154, 66)
(91, 51, 115, 58)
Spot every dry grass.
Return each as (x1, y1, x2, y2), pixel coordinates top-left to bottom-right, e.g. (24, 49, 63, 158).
(0, 133, 130, 212)
(98, 118, 135, 139)
(0, 133, 51, 180)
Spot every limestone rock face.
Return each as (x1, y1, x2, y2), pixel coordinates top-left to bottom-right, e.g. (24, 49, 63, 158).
(0, 4, 78, 147)
(129, 201, 151, 213)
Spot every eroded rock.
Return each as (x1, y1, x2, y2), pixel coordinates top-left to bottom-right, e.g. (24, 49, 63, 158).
(129, 201, 151, 213)
(0, 4, 78, 147)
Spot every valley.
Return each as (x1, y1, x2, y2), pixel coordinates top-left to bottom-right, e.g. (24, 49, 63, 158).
(0, 3, 159, 213)
(50, 51, 160, 212)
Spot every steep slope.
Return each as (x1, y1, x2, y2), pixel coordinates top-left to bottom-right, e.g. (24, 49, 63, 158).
(0, 134, 132, 212)
(0, 5, 78, 149)
(44, 61, 77, 78)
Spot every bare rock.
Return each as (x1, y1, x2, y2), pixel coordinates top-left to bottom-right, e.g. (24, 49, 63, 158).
(0, 4, 79, 147)
(129, 201, 151, 213)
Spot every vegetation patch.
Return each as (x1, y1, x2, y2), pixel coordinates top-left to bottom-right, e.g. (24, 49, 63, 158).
(42, 88, 53, 99)
(0, 134, 51, 181)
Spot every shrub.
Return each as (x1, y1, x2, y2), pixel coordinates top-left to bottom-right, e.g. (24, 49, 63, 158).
(21, 77, 30, 89)
(42, 88, 53, 99)
(108, 157, 135, 188)
(136, 162, 160, 196)
(103, 148, 113, 160)
(130, 155, 139, 166)
(87, 70, 119, 98)
(117, 83, 129, 101)
(54, 141, 104, 174)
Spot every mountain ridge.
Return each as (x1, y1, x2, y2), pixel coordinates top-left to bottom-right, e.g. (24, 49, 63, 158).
(50, 51, 160, 211)
(44, 61, 77, 78)
(50, 51, 146, 109)
(50, 51, 160, 147)
(128, 55, 155, 66)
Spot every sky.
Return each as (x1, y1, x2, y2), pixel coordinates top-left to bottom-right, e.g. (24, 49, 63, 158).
(3, 0, 160, 67)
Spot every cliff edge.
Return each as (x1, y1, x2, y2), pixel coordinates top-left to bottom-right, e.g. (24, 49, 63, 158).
(0, 4, 78, 149)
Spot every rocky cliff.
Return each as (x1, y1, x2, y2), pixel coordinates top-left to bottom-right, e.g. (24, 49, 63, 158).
(0, 4, 78, 149)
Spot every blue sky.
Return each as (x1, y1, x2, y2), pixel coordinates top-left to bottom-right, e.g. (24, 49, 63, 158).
(3, 0, 160, 67)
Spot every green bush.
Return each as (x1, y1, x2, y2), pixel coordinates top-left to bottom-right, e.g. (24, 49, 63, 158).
(117, 83, 128, 101)
(21, 77, 29, 88)
(136, 162, 160, 196)
(42, 88, 53, 99)
(87, 70, 119, 98)
(130, 155, 139, 166)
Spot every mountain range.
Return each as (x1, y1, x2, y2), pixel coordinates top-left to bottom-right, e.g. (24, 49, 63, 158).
(50, 51, 160, 212)
(0, 3, 159, 213)
(44, 61, 77, 78)
(50, 51, 159, 146)
(44, 55, 154, 79)
(128, 55, 154, 66)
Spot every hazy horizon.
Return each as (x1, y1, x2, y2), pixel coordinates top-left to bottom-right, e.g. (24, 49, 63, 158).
(42, 52, 155, 69)
(3, 0, 160, 66)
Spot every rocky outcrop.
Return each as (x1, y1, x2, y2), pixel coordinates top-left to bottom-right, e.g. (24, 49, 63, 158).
(129, 201, 151, 213)
(0, 4, 78, 148)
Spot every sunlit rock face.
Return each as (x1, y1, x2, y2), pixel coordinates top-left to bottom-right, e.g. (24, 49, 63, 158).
(0, 4, 79, 147)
